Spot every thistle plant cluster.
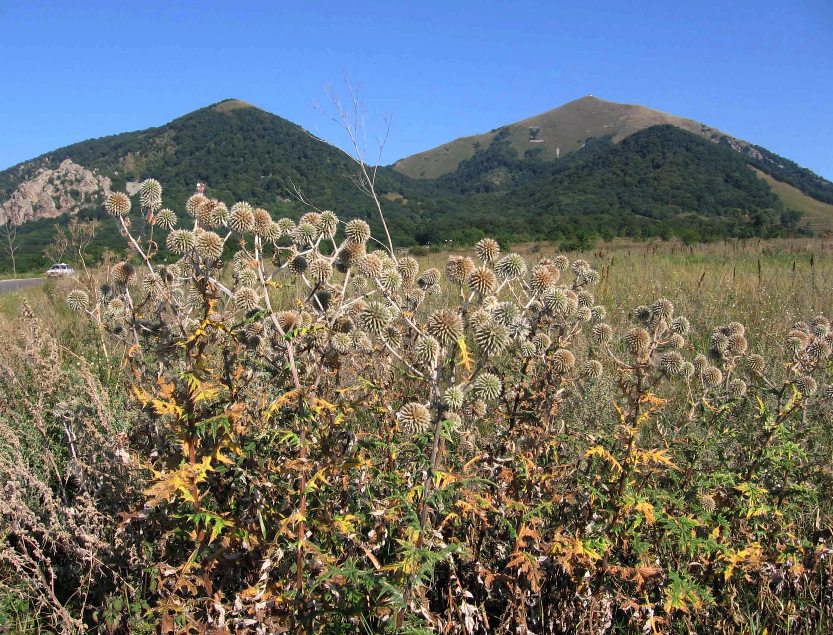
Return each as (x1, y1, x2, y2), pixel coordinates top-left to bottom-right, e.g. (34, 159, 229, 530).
(23, 178, 832, 633)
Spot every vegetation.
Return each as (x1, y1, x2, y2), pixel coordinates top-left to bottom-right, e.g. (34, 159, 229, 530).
(1, 175, 831, 633)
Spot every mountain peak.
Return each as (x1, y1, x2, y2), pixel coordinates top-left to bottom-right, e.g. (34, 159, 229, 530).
(212, 99, 257, 113)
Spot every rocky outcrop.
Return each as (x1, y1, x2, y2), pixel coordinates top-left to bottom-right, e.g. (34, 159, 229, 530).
(0, 159, 111, 226)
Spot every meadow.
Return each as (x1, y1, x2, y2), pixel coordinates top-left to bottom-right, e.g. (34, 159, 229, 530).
(0, 185, 831, 634)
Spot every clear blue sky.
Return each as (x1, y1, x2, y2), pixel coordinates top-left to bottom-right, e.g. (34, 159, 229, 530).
(1, 0, 831, 178)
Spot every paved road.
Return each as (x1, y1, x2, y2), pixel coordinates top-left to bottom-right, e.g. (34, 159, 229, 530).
(0, 277, 44, 294)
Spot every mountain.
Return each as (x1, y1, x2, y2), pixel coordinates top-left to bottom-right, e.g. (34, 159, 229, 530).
(1, 96, 833, 273)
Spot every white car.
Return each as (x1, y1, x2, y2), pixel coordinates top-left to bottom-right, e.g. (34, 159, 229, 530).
(46, 263, 75, 277)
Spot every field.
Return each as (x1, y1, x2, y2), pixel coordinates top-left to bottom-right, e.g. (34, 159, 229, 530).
(1, 207, 832, 634)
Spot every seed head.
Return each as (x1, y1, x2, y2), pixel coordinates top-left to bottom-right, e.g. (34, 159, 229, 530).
(317, 211, 339, 238)
(532, 332, 551, 352)
(446, 255, 476, 284)
(360, 301, 392, 335)
(553, 255, 569, 271)
(294, 222, 318, 246)
(701, 366, 723, 388)
(66, 289, 89, 313)
(625, 327, 651, 356)
(582, 359, 604, 380)
(397, 256, 419, 283)
(397, 402, 432, 435)
(345, 219, 371, 245)
(330, 332, 352, 354)
(728, 379, 747, 398)
(552, 349, 576, 373)
(727, 334, 748, 354)
(530, 265, 559, 293)
(427, 308, 464, 345)
(289, 255, 308, 274)
(229, 203, 255, 233)
(660, 351, 685, 376)
(443, 385, 465, 410)
(308, 258, 333, 284)
(195, 231, 224, 260)
(418, 268, 441, 288)
(234, 287, 260, 312)
(105, 192, 131, 216)
(156, 208, 177, 230)
(414, 335, 441, 366)
(358, 253, 383, 278)
(112, 262, 135, 286)
(252, 208, 272, 236)
(747, 354, 765, 373)
(474, 238, 500, 264)
(693, 354, 708, 374)
(794, 375, 818, 396)
(727, 321, 745, 336)
(470, 399, 488, 418)
(473, 373, 502, 401)
(671, 316, 691, 336)
(186, 194, 208, 216)
(494, 253, 527, 280)
(379, 269, 403, 292)
(474, 320, 510, 356)
(651, 298, 675, 323)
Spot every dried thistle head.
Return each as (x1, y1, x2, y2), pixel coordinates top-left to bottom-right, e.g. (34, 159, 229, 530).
(155, 208, 177, 230)
(345, 219, 371, 245)
(195, 231, 224, 261)
(426, 309, 464, 346)
(229, 203, 255, 233)
(166, 229, 195, 255)
(552, 349, 576, 374)
(397, 402, 432, 435)
(66, 289, 90, 313)
(473, 373, 502, 401)
(105, 192, 131, 217)
(474, 238, 500, 264)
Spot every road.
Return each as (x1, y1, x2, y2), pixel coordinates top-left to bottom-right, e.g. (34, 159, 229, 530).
(0, 277, 44, 294)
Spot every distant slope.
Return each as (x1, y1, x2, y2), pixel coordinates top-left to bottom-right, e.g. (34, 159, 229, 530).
(393, 96, 725, 179)
(753, 168, 833, 232)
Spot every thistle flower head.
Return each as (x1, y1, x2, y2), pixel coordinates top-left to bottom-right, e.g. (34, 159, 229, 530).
(229, 203, 255, 233)
(195, 231, 224, 261)
(156, 208, 177, 230)
(651, 298, 675, 323)
(727, 333, 748, 354)
(186, 193, 208, 216)
(330, 332, 352, 354)
(491, 301, 520, 326)
(577, 290, 595, 308)
(553, 255, 569, 271)
(360, 301, 392, 335)
(308, 258, 333, 284)
(252, 208, 272, 236)
(518, 339, 537, 358)
(358, 253, 383, 278)
(473, 373, 502, 401)
(494, 253, 527, 280)
(582, 360, 604, 380)
(316, 210, 339, 238)
(474, 238, 500, 264)
(112, 262, 135, 286)
(729, 379, 747, 398)
(289, 255, 308, 275)
(66, 289, 89, 313)
(418, 268, 441, 288)
(671, 316, 691, 336)
(397, 402, 432, 435)
(414, 335, 441, 366)
(552, 349, 576, 374)
(795, 375, 818, 396)
(345, 219, 371, 245)
(747, 354, 765, 373)
(474, 320, 510, 357)
(467, 268, 497, 296)
(166, 229, 195, 255)
(660, 351, 685, 376)
(426, 308, 464, 346)
(532, 332, 551, 352)
(379, 269, 403, 292)
(727, 321, 746, 336)
(445, 255, 476, 285)
(234, 287, 260, 313)
(397, 256, 419, 283)
(105, 192, 131, 217)
(530, 265, 559, 293)
(701, 366, 723, 388)
(543, 287, 568, 312)
(293, 222, 318, 246)
(443, 385, 465, 410)
(625, 327, 651, 356)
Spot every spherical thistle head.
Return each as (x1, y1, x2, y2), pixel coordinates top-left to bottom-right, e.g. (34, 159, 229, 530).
(746, 354, 765, 373)
(470, 399, 488, 418)
(726, 321, 746, 337)
(530, 265, 559, 293)
(474, 237, 500, 264)
(576, 306, 593, 322)
(405, 288, 426, 307)
(651, 298, 675, 323)
(288, 254, 308, 275)
(634, 305, 652, 324)
(577, 290, 595, 308)
(810, 315, 831, 338)
(234, 287, 260, 313)
(728, 379, 747, 398)
(517, 339, 536, 358)
(807, 339, 832, 362)
(552, 255, 569, 271)
(141, 273, 164, 299)
(252, 208, 272, 237)
(711, 331, 730, 354)
(552, 348, 576, 374)
(666, 333, 686, 350)
(580, 269, 601, 285)
(532, 332, 551, 352)
(379, 269, 403, 292)
(701, 366, 723, 388)
(345, 219, 371, 245)
(112, 261, 135, 286)
(166, 229, 195, 255)
(727, 333, 748, 354)
(473, 372, 502, 401)
(474, 320, 510, 357)
(105, 192, 131, 217)
(330, 332, 352, 355)
(229, 204, 255, 233)
(582, 359, 604, 380)
(426, 308, 464, 346)
(491, 301, 521, 327)
(397, 402, 432, 435)
(414, 335, 441, 366)
(358, 253, 383, 278)
(543, 287, 568, 313)
(316, 210, 339, 239)
(237, 267, 259, 288)
(443, 385, 465, 410)
(291, 222, 316, 246)
(659, 351, 686, 376)
(570, 259, 590, 276)
(352, 330, 374, 353)
(210, 201, 229, 226)
(446, 255, 476, 285)
(786, 329, 810, 354)
(196, 199, 218, 227)
(794, 375, 818, 397)
(494, 253, 528, 281)
(693, 354, 708, 374)
(275, 311, 298, 334)
(671, 316, 691, 336)
(625, 327, 651, 356)
(464, 268, 495, 296)
(308, 258, 333, 284)
(155, 208, 177, 230)
(336, 242, 366, 272)
(360, 301, 392, 335)
(698, 493, 717, 513)
(418, 268, 441, 288)
(397, 256, 419, 283)
(195, 231, 224, 261)
(186, 193, 208, 217)
(66, 289, 89, 313)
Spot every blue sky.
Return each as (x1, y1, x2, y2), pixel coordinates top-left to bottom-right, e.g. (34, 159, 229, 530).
(1, 0, 831, 178)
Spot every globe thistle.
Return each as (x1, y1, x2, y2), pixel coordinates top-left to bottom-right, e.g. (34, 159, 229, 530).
(473, 373, 502, 401)
(112, 262, 135, 286)
(787, 329, 810, 353)
(418, 268, 441, 288)
(345, 219, 371, 245)
(591, 305, 607, 321)
(316, 210, 339, 239)
(229, 203, 254, 233)
(195, 231, 224, 260)
(474, 320, 510, 356)
(517, 339, 536, 358)
(210, 201, 230, 226)
(491, 301, 520, 327)
(427, 308, 464, 346)
(237, 267, 259, 288)
(660, 351, 686, 376)
(543, 287, 568, 312)
(308, 258, 333, 284)
(360, 301, 392, 335)
(726, 321, 745, 336)
(577, 290, 595, 308)
(580, 269, 601, 285)
(465, 268, 496, 296)
(530, 265, 559, 293)
(167, 229, 195, 256)
(358, 253, 383, 278)
(330, 332, 352, 354)
(379, 269, 403, 292)
(698, 493, 717, 513)
(474, 238, 500, 264)
(66, 289, 89, 313)
(352, 330, 374, 353)
(576, 306, 593, 322)
(470, 399, 488, 418)
(625, 327, 651, 356)
(397, 256, 419, 283)
(234, 287, 260, 312)
(824, 384, 833, 401)
(405, 288, 426, 306)
(701, 366, 723, 388)
(794, 375, 818, 396)
(494, 253, 527, 281)
(293, 222, 317, 246)
(651, 298, 675, 323)
(711, 331, 730, 354)
(810, 316, 831, 338)
(414, 335, 441, 366)
(105, 192, 131, 216)
(261, 221, 281, 243)
(300, 212, 321, 227)
(107, 298, 125, 315)
(727, 334, 748, 354)
(445, 255, 476, 285)
(186, 193, 208, 216)
(746, 354, 765, 373)
(728, 379, 747, 398)
(552, 349, 576, 374)
(196, 199, 217, 227)
(671, 316, 690, 336)
(549, 255, 567, 271)
(532, 332, 551, 352)
(141, 273, 164, 299)
(336, 242, 366, 272)
(681, 362, 695, 379)
(582, 360, 604, 380)
(251, 208, 272, 236)
(635, 305, 652, 324)
(807, 339, 832, 362)
(665, 333, 685, 350)
(442, 385, 466, 411)
(397, 402, 432, 435)
(693, 354, 709, 374)
(155, 208, 177, 230)
(288, 255, 308, 275)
